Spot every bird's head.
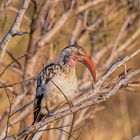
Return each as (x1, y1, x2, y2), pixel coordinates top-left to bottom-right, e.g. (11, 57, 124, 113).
(59, 45, 96, 82)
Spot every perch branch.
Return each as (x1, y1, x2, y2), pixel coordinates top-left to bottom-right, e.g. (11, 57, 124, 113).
(7, 68, 140, 139)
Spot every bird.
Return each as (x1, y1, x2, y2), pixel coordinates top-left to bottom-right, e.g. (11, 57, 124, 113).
(25, 45, 96, 139)
(33, 45, 96, 122)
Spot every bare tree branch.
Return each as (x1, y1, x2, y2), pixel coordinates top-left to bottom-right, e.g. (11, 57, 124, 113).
(8, 69, 140, 139)
(0, 0, 31, 62)
(0, 1, 140, 139)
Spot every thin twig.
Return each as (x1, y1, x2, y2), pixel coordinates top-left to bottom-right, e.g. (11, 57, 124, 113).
(3, 88, 14, 139)
(68, 113, 76, 140)
(0, 76, 36, 88)
(75, 107, 94, 140)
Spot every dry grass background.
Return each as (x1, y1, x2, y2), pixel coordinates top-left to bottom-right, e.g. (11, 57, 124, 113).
(0, 0, 140, 140)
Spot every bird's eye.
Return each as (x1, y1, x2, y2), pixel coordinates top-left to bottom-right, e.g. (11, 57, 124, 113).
(65, 55, 69, 58)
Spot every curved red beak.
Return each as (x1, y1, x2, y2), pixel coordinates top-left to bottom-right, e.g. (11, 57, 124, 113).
(82, 56, 96, 82)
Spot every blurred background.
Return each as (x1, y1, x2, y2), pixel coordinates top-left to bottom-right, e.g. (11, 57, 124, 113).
(0, 0, 140, 140)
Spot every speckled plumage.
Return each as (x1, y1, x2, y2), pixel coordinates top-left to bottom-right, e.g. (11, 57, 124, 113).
(34, 62, 78, 122)
(33, 45, 96, 123)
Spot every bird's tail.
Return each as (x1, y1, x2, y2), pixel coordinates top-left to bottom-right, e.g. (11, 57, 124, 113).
(24, 113, 44, 140)
(32, 113, 44, 125)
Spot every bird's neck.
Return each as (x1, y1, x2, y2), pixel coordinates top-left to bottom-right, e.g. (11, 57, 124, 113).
(58, 58, 76, 75)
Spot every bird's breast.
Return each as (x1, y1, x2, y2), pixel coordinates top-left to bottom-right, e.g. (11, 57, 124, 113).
(42, 68, 78, 106)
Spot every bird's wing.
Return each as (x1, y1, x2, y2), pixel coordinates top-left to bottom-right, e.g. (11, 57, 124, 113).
(33, 62, 61, 123)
